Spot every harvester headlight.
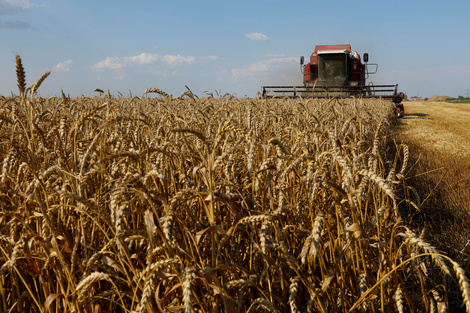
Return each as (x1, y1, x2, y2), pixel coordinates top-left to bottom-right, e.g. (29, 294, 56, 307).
(350, 82, 359, 86)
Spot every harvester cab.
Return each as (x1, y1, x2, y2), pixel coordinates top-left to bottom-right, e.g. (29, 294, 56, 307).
(262, 44, 404, 117)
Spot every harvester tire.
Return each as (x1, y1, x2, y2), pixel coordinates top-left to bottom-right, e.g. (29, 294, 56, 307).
(394, 104, 405, 118)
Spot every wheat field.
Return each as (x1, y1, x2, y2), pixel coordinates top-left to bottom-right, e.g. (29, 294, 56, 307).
(1, 56, 469, 312)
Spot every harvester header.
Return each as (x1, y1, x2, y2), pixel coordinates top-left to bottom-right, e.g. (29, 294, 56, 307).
(261, 44, 404, 114)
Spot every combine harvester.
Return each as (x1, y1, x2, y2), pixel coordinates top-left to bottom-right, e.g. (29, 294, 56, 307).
(261, 44, 405, 117)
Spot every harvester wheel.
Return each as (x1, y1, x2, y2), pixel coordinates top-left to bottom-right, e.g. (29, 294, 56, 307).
(394, 104, 405, 118)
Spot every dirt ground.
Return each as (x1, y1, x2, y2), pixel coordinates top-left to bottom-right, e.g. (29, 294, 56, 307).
(395, 101, 470, 156)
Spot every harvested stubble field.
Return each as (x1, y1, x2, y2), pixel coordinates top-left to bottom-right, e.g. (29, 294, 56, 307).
(396, 101, 470, 156)
(394, 100, 470, 312)
(1, 58, 470, 312)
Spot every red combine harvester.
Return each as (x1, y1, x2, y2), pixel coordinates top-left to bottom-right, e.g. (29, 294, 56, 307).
(261, 44, 405, 117)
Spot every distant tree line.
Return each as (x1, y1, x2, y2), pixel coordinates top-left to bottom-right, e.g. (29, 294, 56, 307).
(445, 95, 470, 103)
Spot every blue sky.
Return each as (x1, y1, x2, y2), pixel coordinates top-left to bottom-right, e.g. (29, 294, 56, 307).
(1, 0, 469, 98)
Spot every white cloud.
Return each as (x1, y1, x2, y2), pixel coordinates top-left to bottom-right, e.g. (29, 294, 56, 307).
(232, 55, 297, 78)
(53, 59, 72, 72)
(204, 55, 218, 60)
(92, 52, 198, 70)
(2, 0, 37, 9)
(162, 54, 196, 65)
(245, 33, 271, 42)
(93, 57, 125, 70)
(125, 53, 159, 65)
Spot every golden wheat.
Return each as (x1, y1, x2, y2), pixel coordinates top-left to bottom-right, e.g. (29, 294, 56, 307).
(1, 57, 469, 312)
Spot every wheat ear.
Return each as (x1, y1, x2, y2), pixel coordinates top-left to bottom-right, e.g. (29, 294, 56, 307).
(404, 229, 451, 275)
(289, 277, 299, 313)
(183, 267, 195, 313)
(249, 298, 281, 313)
(451, 260, 470, 313)
(15, 55, 26, 96)
(394, 285, 404, 313)
(300, 213, 324, 265)
(142, 88, 173, 99)
(75, 272, 112, 305)
(30, 71, 51, 96)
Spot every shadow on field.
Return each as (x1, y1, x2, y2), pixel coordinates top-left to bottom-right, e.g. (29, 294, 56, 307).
(405, 112, 430, 119)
